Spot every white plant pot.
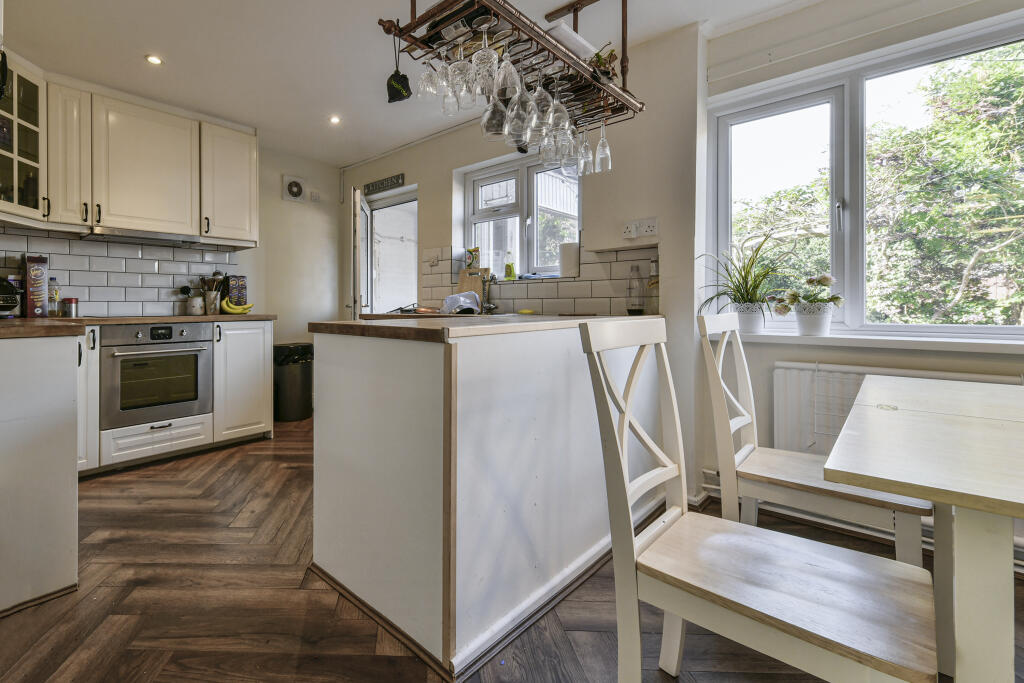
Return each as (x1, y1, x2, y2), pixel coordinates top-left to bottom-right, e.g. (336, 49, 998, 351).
(733, 302, 766, 335)
(795, 302, 833, 336)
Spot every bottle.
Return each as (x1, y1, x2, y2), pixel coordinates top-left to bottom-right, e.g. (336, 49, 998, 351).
(626, 263, 645, 316)
(645, 258, 660, 315)
(47, 276, 61, 318)
(503, 250, 516, 281)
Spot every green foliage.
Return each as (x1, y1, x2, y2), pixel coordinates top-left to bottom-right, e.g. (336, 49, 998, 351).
(733, 40, 1024, 326)
(698, 233, 785, 312)
(537, 210, 578, 268)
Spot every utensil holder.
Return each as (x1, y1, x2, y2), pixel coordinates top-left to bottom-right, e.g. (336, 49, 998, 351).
(204, 291, 220, 315)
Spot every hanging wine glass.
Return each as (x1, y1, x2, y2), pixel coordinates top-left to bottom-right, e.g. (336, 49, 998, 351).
(503, 88, 535, 149)
(595, 119, 612, 173)
(530, 79, 553, 140)
(546, 79, 570, 133)
(539, 130, 559, 168)
(450, 41, 476, 110)
(577, 126, 594, 176)
(441, 82, 459, 117)
(471, 19, 499, 81)
(481, 98, 507, 141)
(493, 52, 520, 103)
(416, 65, 438, 99)
(558, 124, 577, 176)
(435, 47, 451, 90)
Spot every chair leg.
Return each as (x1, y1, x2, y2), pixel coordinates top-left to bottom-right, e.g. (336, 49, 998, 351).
(658, 612, 686, 676)
(739, 497, 758, 525)
(894, 511, 922, 566)
(617, 616, 643, 683)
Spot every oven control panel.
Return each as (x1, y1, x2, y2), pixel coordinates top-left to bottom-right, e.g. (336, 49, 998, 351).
(149, 326, 173, 341)
(100, 322, 214, 346)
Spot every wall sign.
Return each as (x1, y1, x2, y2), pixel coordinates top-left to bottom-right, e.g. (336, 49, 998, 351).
(364, 173, 405, 196)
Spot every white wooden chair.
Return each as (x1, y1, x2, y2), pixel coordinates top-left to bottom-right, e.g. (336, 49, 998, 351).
(697, 313, 932, 566)
(579, 317, 936, 683)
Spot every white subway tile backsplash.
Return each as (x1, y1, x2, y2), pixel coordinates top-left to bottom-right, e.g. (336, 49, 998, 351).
(512, 298, 542, 312)
(580, 250, 616, 263)
(108, 243, 143, 258)
(59, 286, 89, 300)
(125, 259, 159, 273)
(90, 257, 126, 272)
(590, 279, 627, 298)
(158, 260, 188, 275)
(50, 254, 90, 271)
(27, 236, 70, 254)
(617, 247, 659, 261)
(143, 274, 173, 288)
(203, 251, 228, 264)
(493, 283, 526, 299)
(173, 248, 202, 262)
(70, 270, 107, 287)
(79, 302, 108, 316)
(189, 263, 215, 275)
(610, 298, 628, 316)
(107, 272, 142, 287)
(575, 298, 611, 316)
(124, 287, 158, 301)
(542, 299, 575, 315)
(108, 301, 144, 317)
(527, 282, 557, 298)
(421, 273, 447, 288)
(172, 275, 195, 288)
(579, 263, 611, 280)
(143, 302, 173, 316)
(158, 288, 185, 301)
(227, 252, 239, 265)
(611, 260, 649, 279)
(88, 287, 126, 302)
(142, 245, 174, 260)
(0, 234, 27, 251)
(69, 241, 107, 256)
(49, 270, 70, 286)
(558, 281, 591, 298)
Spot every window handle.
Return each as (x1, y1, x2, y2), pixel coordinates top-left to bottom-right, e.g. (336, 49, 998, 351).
(835, 200, 844, 233)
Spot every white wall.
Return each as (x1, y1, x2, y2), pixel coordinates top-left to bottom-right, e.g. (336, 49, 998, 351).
(237, 147, 342, 343)
(341, 26, 709, 496)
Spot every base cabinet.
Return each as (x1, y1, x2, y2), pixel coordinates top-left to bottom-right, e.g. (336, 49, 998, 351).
(214, 320, 273, 441)
(77, 326, 100, 471)
(100, 413, 213, 467)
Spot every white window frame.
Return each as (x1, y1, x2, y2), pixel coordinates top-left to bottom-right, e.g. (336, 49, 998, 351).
(708, 17, 1024, 339)
(464, 156, 582, 276)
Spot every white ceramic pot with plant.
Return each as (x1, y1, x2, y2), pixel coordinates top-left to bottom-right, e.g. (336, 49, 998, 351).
(698, 233, 782, 335)
(771, 275, 843, 336)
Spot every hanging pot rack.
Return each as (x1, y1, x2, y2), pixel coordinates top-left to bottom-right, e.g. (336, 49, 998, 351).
(379, 0, 644, 130)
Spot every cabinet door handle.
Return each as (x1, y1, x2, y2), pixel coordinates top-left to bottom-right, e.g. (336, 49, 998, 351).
(149, 423, 173, 430)
(89, 329, 97, 349)
(96, 204, 102, 224)
(204, 217, 211, 234)
(82, 202, 89, 223)
(216, 324, 222, 342)
(42, 197, 50, 218)
(78, 341, 83, 367)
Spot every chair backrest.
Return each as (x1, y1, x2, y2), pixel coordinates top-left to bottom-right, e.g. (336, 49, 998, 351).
(697, 313, 758, 522)
(580, 318, 689, 644)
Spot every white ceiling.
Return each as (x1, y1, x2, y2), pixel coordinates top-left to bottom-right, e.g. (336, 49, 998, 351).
(7, 0, 808, 167)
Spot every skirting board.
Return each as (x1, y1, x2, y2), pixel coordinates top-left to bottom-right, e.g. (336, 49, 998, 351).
(0, 583, 77, 620)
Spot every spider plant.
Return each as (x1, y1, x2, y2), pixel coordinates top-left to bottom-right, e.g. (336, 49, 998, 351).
(697, 233, 785, 316)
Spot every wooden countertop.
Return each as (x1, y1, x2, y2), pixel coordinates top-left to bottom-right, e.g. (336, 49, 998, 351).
(59, 314, 278, 325)
(309, 314, 662, 343)
(0, 319, 86, 338)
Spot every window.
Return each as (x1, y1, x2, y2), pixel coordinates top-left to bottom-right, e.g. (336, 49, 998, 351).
(466, 158, 580, 276)
(713, 32, 1024, 334)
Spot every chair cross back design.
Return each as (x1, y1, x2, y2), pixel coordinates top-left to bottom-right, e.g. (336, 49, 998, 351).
(697, 313, 932, 566)
(580, 317, 937, 683)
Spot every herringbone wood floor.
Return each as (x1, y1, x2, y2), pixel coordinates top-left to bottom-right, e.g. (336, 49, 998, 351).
(0, 419, 1020, 682)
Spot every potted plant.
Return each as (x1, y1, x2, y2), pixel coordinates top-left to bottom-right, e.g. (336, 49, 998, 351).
(771, 274, 843, 336)
(698, 233, 782, 334)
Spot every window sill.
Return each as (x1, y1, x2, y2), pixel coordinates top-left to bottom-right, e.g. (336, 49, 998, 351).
(734, 329, 1024, 355)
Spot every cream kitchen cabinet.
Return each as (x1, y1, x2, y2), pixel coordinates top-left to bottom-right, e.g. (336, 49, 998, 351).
(77, 326, 100, 471)
(201, 122, 258, 243)
(92, 95, 199, 237)
(47, 84, 92, 227)
(0, 55, 47, 221)
(213, 320, 273, 442)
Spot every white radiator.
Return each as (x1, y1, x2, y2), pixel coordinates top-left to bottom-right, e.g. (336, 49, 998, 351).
(772, 362, 1023, 455)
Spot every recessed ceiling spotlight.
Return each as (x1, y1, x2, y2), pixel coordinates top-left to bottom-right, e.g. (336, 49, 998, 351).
(145, 55, 163, 65)
(329, 115, 341, 125)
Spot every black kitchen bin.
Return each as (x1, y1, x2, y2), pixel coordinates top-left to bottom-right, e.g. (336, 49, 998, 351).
(273, 343, 313, 422)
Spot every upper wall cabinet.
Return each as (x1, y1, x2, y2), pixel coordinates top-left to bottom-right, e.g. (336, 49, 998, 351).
(0, 56, 47, 221)
(92, 95, 199, 236)
(47, 84, 91, 226)
(201, 122, 259, 243)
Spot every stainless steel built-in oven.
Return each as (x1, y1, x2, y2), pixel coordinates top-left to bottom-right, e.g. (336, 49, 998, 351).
(100, 323, 214, 431)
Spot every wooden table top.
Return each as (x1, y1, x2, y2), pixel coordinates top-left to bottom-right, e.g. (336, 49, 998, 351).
(825, 375, 1024, 518)
(0, 319, 85, 338)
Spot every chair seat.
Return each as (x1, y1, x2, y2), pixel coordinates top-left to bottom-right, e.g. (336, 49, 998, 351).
(737, 447, 933, 515)
(637, 513, 937, 683)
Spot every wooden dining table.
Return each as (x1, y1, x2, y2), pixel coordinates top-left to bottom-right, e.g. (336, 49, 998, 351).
(824, 374, 1023, 682)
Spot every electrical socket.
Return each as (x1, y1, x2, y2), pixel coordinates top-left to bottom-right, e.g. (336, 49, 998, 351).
(623, 221, 639, 239)
(639, 217, 658, 237)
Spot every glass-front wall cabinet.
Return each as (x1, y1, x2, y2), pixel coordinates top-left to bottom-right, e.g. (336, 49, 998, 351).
(0, 57, 46, 219)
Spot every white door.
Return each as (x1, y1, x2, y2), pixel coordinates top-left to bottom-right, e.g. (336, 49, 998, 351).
(77, 326, 100, 471)
(200, 122, 258, 242)
(368, 197, 418, 313)
(47, 84, 92, 227)
(213, 320, 273, 441)
(349, 187, 370, 319)
(0, 54, 47, 221)
(92, 95, 199, 235)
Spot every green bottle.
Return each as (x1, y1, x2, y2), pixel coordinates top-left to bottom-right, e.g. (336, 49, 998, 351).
(503, 250, 516, 281)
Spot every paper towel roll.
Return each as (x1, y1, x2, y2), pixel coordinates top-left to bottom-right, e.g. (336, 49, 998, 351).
(559, 242, 580, 278)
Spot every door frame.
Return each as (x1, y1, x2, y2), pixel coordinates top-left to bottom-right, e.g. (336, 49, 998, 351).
(363, 187, 418, 314)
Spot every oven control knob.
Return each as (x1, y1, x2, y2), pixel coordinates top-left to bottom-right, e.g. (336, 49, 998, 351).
(180, 329, 188, 337)
(135, 331, 143, 339)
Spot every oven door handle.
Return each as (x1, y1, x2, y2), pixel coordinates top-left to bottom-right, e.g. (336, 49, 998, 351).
(110, 346, 209, 357)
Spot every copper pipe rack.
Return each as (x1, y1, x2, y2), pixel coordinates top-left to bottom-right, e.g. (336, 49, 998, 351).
(379, 0, 644, 132)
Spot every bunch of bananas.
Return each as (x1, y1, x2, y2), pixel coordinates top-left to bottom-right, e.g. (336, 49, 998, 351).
(220, 297, 253, 315)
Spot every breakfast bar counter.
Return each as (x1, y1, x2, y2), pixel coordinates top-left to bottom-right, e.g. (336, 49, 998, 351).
(309, 314, 662, 679)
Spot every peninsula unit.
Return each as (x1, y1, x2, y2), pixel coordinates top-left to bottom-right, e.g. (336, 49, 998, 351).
(309, 315, 663, 679)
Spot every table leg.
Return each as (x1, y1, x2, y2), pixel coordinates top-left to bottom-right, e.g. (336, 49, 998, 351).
(932, 503, 954, 677)
(952, 506, 1015, 682)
